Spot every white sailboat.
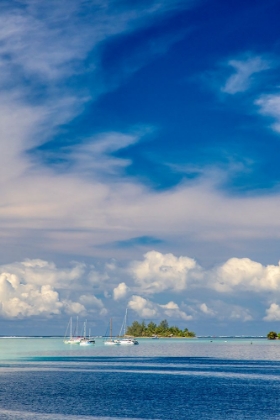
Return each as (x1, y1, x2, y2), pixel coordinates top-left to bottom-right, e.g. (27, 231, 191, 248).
(104, 318, 119, 345)
(64, 317, 82, 344)
(117, 308, 139, 345)
(79, 320, 95, 346)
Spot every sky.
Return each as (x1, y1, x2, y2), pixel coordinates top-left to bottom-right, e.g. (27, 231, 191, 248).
(1, 0, 280, 336)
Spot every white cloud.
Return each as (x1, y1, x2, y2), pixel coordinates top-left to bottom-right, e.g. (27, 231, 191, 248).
(256, 94, 280, 133)
(130, 250, 202, 294)
(1, 253, 279, 323)
(113, 282, 130, 300)
(222, 56, 270, 94)
(128, 295, 158, 318)
(2, 259, 85, 289)
(160, 301, 192, 321)
(264, 303, 280, 321)
(61, 300, 86, 316)
(0, 0, 188, 83)
(0, 5, 279, 262)
(128, 295, 192, 321)
(0, 272, 63, 318)
(79, 294, 107, 316)
(129, 251, 280, 295)
(197, 300, 253, 322)
(229, 307, 253, 322)
(0, 259, 106, 319)
(210, 257, 280, 293)
(199, 303, 215, 316)
(66, 130, 148, 179)
(1, 1, 280, 332)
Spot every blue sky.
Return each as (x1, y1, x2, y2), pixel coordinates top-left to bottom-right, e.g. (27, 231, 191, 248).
(1, 0, 280, 336)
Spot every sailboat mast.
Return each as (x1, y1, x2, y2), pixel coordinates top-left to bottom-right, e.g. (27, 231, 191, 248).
(124, 308, 127, 336)
(110, 318, 112, 340)
(70, 317, 73, 340)
(83, 320, 86, 338)
(75, 316, 79, 338)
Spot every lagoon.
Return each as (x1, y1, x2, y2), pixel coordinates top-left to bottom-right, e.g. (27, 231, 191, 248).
(1, 337, 280, 419)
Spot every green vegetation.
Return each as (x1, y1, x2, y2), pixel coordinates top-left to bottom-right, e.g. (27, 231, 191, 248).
(126, 319, 195, 337)
(267, 331, 278, 340)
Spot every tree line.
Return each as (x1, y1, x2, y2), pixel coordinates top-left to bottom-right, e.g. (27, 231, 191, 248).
(267, 331, 280, 339)
(126, 319, 195, 337)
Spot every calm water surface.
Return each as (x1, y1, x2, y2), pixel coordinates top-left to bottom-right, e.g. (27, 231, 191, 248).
(1, 337, 280, 419)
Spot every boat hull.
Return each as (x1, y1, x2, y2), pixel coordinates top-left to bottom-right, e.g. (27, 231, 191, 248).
(118, 339, 138, 345)
(79, 339, 95, 346)
(64, 338, 81, 344)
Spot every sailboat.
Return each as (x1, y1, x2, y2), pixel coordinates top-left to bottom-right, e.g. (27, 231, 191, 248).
(79, 320, 95, 346)
(117, 308, 139, 345)
(104, 318, 119, 345)
(64, 317, 82, 344)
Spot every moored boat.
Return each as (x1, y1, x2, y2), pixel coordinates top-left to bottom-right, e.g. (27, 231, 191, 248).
(64, 317, 82, 344)
(117, 308, 139, 345)
(117, 337, 138, 345)
(79, 321, 95, 346)
(104, 318, 119, 345)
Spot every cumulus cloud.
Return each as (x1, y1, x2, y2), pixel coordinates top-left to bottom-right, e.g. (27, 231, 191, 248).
(128, 295, 158, 318)
(199, 303, 215, 316)
(229, 306, 253, 322)
(2, 1, 280, 332)
(127, 251, 280, 297)
(123, 251, 280, 323)
(127, 293, 252, 323)
(0, 273, 63, 318)
(79, 294, 106, 316)
(113, 282, 130, 300)
(2, 259, 85, 289)
(1, 253, 278, 323)
(222, 55, 270, 94)
(263, 303, 280, 321)
(1, 1, 280, 269)
(210, 257, 280, 293)
(130, 250, 202, 294)
(198, 300, 253, 322)
(128, 295, 192, 320)
(0, 259, 106, 319)
(160, 301, 192, 321)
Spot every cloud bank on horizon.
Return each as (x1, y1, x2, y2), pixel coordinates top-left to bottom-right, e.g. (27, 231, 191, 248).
(1, 251, 280, 332)
(0, 0, 280, 334)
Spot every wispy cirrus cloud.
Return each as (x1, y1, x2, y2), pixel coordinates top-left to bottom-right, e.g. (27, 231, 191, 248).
(0, 2, 280, 265)
(1, 1, 280, 337)
(221, 55, 270, 94)
(255, 93, 280, 133)
(0, 0, 198, 260)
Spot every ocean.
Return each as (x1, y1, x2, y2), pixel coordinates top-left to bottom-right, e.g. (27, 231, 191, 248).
(0, 337, 280, 419)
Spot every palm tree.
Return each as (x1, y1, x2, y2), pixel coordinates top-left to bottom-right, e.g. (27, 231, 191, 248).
(267, 331, 277, 340)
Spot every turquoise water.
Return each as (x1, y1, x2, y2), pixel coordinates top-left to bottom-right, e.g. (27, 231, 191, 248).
(1, 337, 280, 419)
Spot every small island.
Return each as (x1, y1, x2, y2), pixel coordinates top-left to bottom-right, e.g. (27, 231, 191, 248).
(126, 319, 195, 338)
(267, 331, 280, 340)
